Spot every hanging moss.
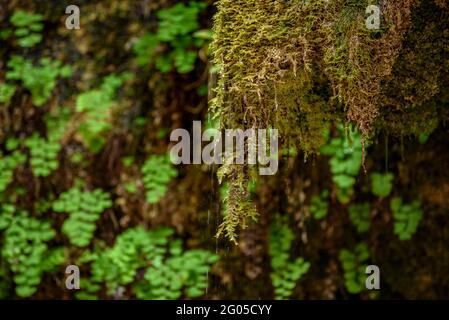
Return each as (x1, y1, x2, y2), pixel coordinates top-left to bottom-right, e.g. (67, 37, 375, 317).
(211, 0, 449, 241)
(216, 165, 258, 244)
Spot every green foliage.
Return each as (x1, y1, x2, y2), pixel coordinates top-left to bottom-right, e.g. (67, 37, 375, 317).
(76, 74, 128, 152)
(53, 188, 112, 246)
(44, 107, 72, 141)
(69, 152, 84, 165)
(77, 227, 217, 299)
(122, 156, 135, 167)
(269, 216, 310, 299)
(216, 166, 259, 243)
(309, 190, 329, 220)
(133, 1, 209, 73)
(418, 133, 429, 144)
(6, 56, 72, 106)
(40, 247, 66, 273)
(22, 107, 71, 177)
(348, 202, 371, 234)
(0, 205, 59, 297)
(247, 179, 257, 195)
(321, 125, 363, 204)
(339, 243, 369, 294)
(124, 182, 137, 194)
(35, 196, 54, 215)
(391, 197, 423, 241)
(218, 183, 229, 217)
(371, 172, 394, 198)
(135, 246, 217, 299)
(5, 138, 20, 151)
(9, 11, 44, 47)
(197, 84, 208, 96)
(0, 28, 12, 40)
(133, 33, 159, 66)
(0, 204, 16, 231)
(0, 150, 26, 193)
(0, 83, 16, 104)
(141, 154, 177, 204)
(25, 133, 61, 177)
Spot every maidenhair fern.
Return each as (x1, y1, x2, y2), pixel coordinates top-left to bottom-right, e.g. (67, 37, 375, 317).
(391, 197, 422, 241)
(348, 203, 371, 234)
(371, 172, 394, 198)
(44, 107, 72, 142)
(22, 108, 70, 177)
(141, 154, 177, 204)
(25, 133, 61, 177)
(269, 216, 310, 300)
(135, 246, 217, 299)
(53, 187, 112, 246)
(97, 228, 174, 292)
(9, 10, 44, 48)
(0, 150, 26, 193)
(6, 56, 72, 106)
(0, 205, 58, 297)
(76, 227, 217, 299)
(0, 83, 16, 104)
(321, 125, 363, 204)
(133, 1, 209, 73)
(339, 243, 369, 294)
(309, 190, 329, 220)
(76, 74, 129, 152)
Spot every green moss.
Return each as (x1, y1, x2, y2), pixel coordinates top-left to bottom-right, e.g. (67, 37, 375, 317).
(211, 0, 333, 147)
(211, 0, 448, 241)
(216, 165, 258, 244)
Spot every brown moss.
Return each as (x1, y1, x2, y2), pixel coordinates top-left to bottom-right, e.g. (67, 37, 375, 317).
(375, 0, 449, 136)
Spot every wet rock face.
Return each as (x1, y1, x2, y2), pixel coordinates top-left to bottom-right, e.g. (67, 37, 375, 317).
(1, 0, 449, 299)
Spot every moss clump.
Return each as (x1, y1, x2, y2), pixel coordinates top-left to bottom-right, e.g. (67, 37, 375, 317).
(211, 0, 335, 241)
(211, 0, 422, 139)
(375, 0, 449, 137)
(211, 0, 333, 148)
(211, 0, 449, 241)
